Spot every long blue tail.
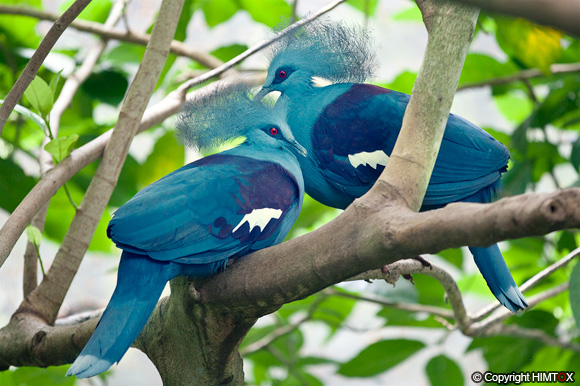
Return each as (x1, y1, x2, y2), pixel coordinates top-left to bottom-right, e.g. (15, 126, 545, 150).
(67, 252, 176, 378)
(470, 244, 528, 313)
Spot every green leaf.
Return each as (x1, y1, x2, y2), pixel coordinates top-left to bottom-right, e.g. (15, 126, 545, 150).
(426, 355, 464, 386)
(45, 183, 114, 252)
(458, 54, 518, 89)
(0, 0, 42, 48)
(531, 75, 580, 129)
(82, 70, 129, 106)
(49, 69, 64, 97)
(570, 261, 580, 330)
(0, 99, 48, 134)
(0, 158, 37, 213)
(338, 339, 425, 377)
(377, 71, 417, 95)
(139, 131, 185, 188)
(377, 307, 441, 328)
(103, 43, 146, 65)
(496, 18, 563, 73)
(494, 91, 534, 124)
(44, 134, 79, 163)
(202, 0, 240, 27)
(0, 364, 76, 386)
(26, 225, 42, 246)
(211, 44, 248, 62)
(239, 0, 292, 28)
(347, 0, 379, 17)
(59, 0, 112, 23)
(23, 76, 54, 117)
(392, 5, 422, 22)
(468, 334, 543, 372)
(437, 248, 463, 269)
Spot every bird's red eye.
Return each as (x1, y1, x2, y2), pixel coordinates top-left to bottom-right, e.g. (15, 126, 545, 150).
(270, 127, 278, 135)
(278, 70, 287, 78)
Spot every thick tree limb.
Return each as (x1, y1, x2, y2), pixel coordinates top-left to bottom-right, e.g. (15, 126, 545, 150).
(0, 0, 92, 134)
(0, 4, 223, 69)
(2, 190, 577, 369)
(18, 0, 186, 325)
(449, 0, 580, 37)
(196, 188, 580, 312)
(378, 1, 479, 211)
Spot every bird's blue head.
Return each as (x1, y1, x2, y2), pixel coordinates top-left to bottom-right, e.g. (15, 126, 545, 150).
(255, 18, 377, 100)
(177, 83, 307, 156)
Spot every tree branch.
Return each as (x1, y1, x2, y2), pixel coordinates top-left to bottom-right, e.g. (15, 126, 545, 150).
(18, 0, 186, 325)
(457, 63, 580, 91)
(0, 0, 92, 134)
(466, 282, 569, 335)
(449, 0, 580, 37)
(0, 4, 223, 69)
(378, 0, 479, 211)
(196, 188, 580, 313)
(22, 0, 126, 299)
(327, 287, 455, 320)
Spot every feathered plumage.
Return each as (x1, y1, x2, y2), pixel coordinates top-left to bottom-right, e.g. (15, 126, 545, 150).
(177, 83, 278, 151)
(256, 20, 528, 313)
(267, 18, 377, 84)
(67, 83, 305, 378)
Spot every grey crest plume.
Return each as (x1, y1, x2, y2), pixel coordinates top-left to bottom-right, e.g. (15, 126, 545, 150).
(177, 83, 276, 150)
(268, 17, 378, 83)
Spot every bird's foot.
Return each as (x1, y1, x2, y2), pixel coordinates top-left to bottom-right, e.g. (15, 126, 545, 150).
(409, 255, 432, 269)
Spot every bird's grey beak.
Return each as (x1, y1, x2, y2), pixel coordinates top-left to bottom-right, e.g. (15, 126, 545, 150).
(254, 86, 271, 102)
(290, 139, 307, 157)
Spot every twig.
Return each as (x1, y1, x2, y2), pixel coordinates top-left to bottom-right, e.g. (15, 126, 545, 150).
(457, 63, 580, 91)
(466, 283, 569, 335)
(347, 259, 471, 329)
(291, 0, 299, 23)
(241, 295, 324, 356)
(0, 0, 92, 134)
(241, 315, 309, 356)
(326, 287, 455, 320)
(493, 324, 580, 353)
(473, 247, 580, 321)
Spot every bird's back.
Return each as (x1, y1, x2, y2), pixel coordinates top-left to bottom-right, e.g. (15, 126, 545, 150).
(283, 83, 509, 209)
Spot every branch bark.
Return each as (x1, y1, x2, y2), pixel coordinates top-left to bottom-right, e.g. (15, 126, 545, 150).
(0, 0, 92, 134)
(449, 0, 580, 37)
(378, 0, 479, 211)
(22, 0, 125, 299)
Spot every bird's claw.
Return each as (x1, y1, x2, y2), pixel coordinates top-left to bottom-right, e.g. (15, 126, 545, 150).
(410, 255, 432, 269)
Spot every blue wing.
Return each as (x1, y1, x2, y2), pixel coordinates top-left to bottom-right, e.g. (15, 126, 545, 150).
(107, 153, 301, 265)
(310, 84, 509, 208)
